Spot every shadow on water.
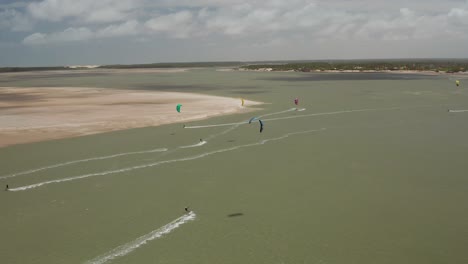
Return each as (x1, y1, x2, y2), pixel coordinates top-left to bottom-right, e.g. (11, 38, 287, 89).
(227, 213, 244, 218)
(260, 72, 443, 82)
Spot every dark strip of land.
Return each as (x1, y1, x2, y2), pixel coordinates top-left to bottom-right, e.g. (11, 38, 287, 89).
(1, 59, 467, 73)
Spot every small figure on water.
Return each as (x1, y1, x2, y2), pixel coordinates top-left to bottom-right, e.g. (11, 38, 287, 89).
(5, 184, 9, 191)
(184, 206, 190, 213)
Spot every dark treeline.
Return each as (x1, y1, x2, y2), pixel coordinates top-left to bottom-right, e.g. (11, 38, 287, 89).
(99, 61, 244, 69)
(0, 62, 245, 73)
(241, 59, 468, 73)
(0, 67, 69, 73)
(2, 59, 467, 73)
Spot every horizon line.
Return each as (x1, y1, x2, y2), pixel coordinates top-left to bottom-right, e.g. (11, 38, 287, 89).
(2, 57, 468, 69)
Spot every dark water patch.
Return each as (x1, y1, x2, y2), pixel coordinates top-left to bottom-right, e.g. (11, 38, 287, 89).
(227, 213, 244, 218)
(261, 72, 443, 82)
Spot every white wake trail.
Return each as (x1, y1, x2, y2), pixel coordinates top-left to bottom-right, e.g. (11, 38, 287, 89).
(258, 108, 297, 118)
(184, 121, 246, 129)
(10, 129, 325, 191)
(0, 148, 168, 180)
(148, 124, 240, 161)
(175, 123, 241, 151)
(184, 108, 296, 129)
(85, 212, 196, 264)
(448, 109, 468, 113)
(179, 141, 207, 148)
(184, 107, 404, 129)
(205, 123, 242, 141)
(262, 107, 403, 122)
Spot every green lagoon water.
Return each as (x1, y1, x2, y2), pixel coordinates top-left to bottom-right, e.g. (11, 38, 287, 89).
(1, 69, 468, 264)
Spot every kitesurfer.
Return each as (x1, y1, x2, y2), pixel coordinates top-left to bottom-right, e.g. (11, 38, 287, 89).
(5, 184, 8, 191)
(185, 207, 190, 213)
(200, 138, 203, 142)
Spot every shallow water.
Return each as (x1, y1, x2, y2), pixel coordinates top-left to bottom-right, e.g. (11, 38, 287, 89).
(0, 69, 467, 264)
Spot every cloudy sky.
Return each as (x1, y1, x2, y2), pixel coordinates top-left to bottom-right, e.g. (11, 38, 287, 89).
(1, 0, 468, 66)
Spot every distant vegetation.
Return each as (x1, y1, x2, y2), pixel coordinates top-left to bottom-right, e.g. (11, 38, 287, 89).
(240, 59, 468, 73)
(1, 59, 467, 73)
(0, 62, 244, 73)
(99, 61, 244, 69)
(0, 67, 69, 73)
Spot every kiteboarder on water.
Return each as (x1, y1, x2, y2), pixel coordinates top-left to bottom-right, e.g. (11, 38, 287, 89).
(184, 207, 190, 213)
(5, 184, 8, 191)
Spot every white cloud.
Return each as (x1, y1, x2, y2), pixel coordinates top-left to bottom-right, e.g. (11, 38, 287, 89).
(0, 9, 33, 31)
(0, 1, 29, 9)
(145, 11, 194, 38)
(448, 7, 468, 28)
(23, 27, 93, 45)
(27, 0, 138, 23)
(252, 38, 288, 48)
(20, 0, 468, 45)
(97, 20, 140, 38)
(23, 20, 142, 45)
(142, 0, 247, 8)
(5, 0, 468, 66)
(23, 32, 46, 45)
(353, 7, 467, 41)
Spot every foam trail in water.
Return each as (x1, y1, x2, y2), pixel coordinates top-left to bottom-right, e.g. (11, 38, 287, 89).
(184, 108, 296, 129)
(184, 107, 407, 129)
(262, 107, 404, 122)
(85, 212, 196, 264)
(184, 121, 246, 129)
(258, 108, 296, 118)
(0, 148, 168, 180)
(448, 109, 468, 113)
(179, 141, 207, 148)
(146, 124, 240, 161)
(10, 129, 325, 191)
(297, 108, 306, 112)
(205, 123, 241, 141)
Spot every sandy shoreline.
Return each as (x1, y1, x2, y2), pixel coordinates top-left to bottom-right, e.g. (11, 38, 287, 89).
(0, 87, 261, 147)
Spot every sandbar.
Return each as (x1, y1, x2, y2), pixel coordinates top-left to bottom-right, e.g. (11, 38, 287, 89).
(0, 87, 260, 147)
